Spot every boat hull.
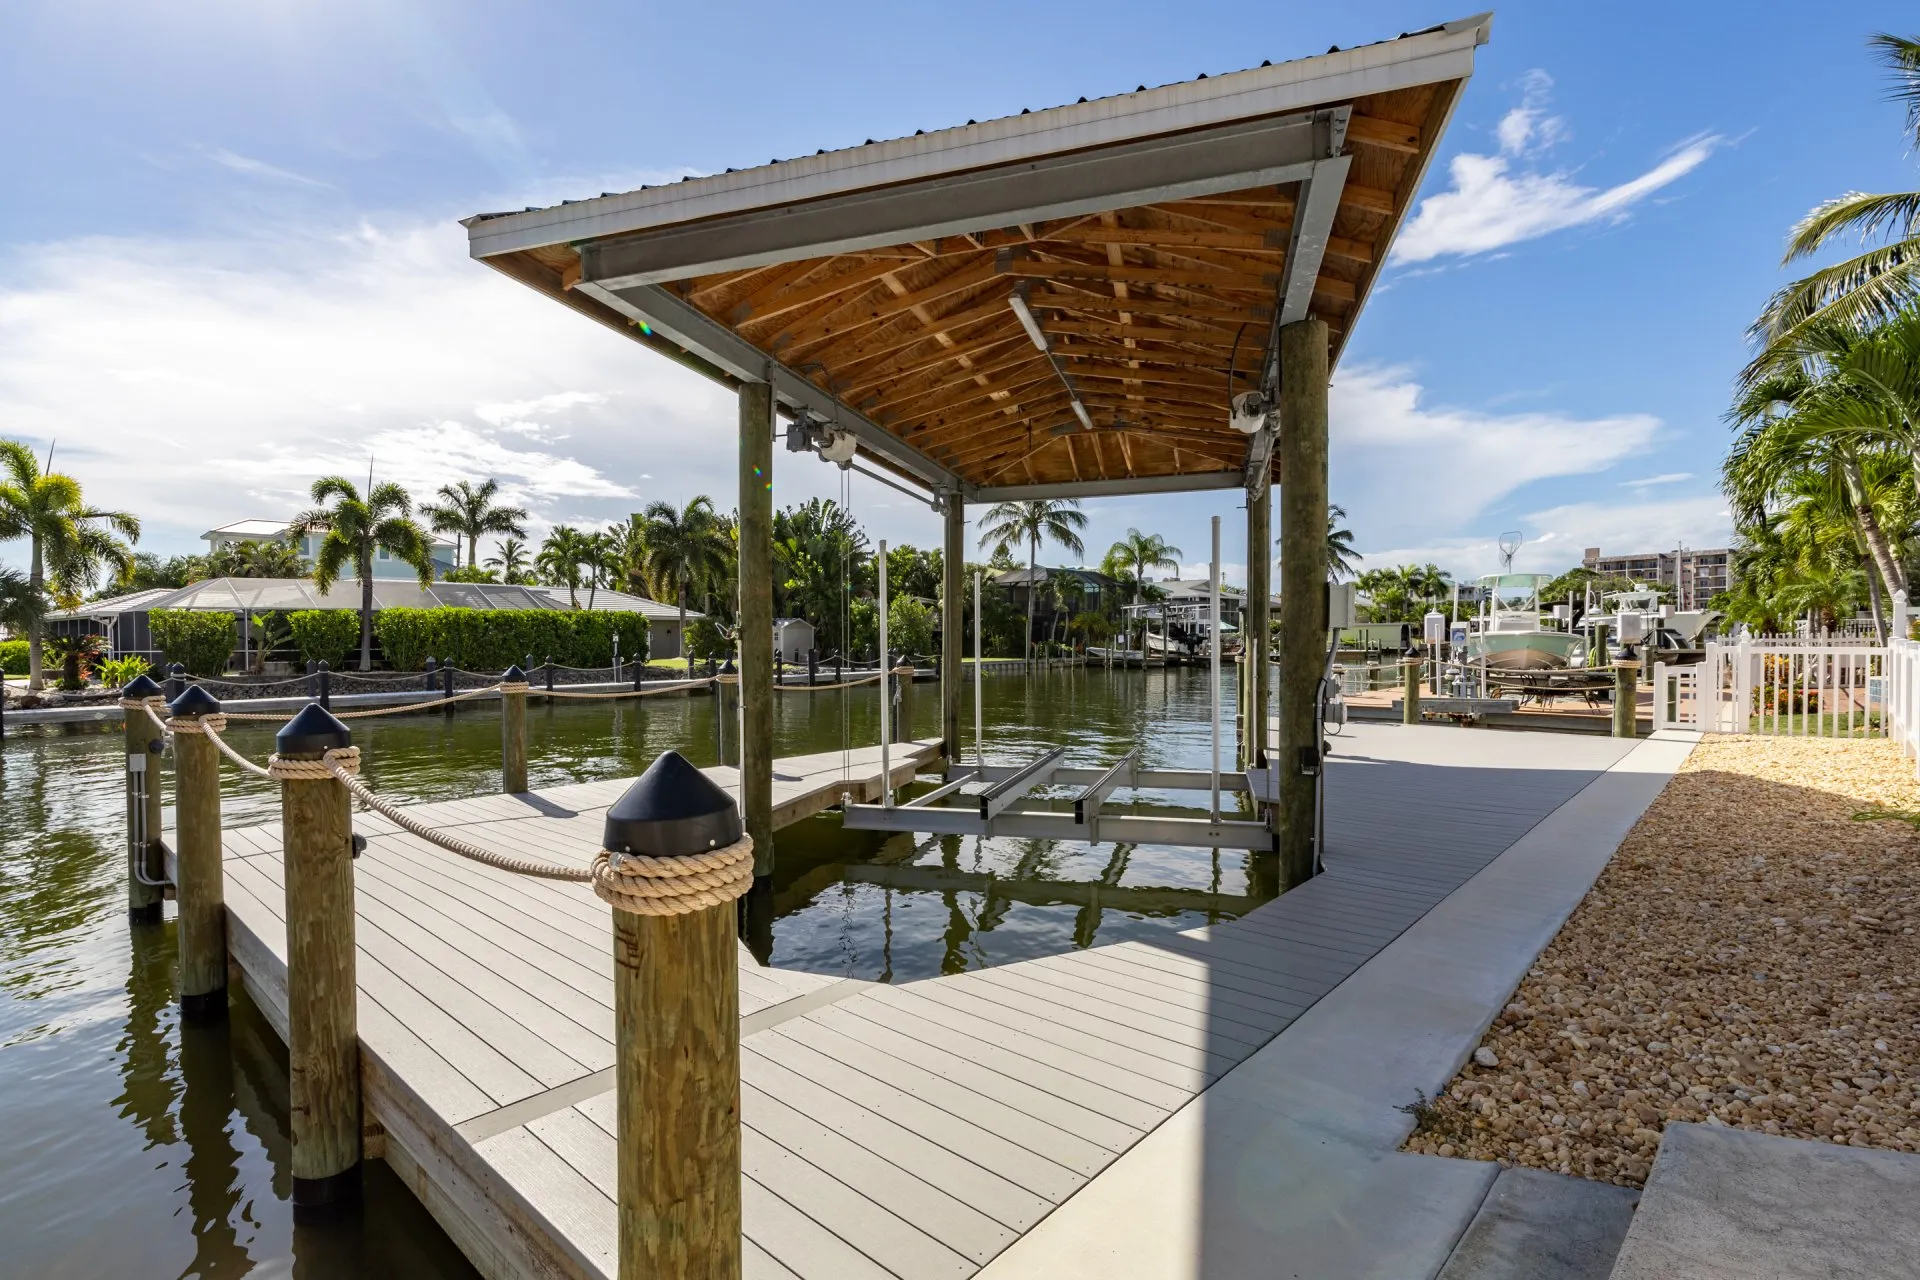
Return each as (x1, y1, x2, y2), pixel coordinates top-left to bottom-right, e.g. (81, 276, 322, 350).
(1466, 631, 1585, 670)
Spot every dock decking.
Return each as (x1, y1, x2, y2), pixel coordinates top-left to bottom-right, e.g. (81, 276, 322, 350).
(219, 724, 1639, 1279)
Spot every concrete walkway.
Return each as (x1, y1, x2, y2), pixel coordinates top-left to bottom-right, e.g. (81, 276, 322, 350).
(977, 730, 1697, 1280)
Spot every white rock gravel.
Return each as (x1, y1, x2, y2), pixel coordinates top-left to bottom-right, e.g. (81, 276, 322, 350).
(1405, 735, 1920, 1186)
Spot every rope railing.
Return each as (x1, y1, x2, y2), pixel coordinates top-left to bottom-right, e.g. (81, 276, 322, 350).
(262, 746, 752, 915)
(535, 679, 710, 700)
(172, 714, 276, 780)
(218, 682, 509, 720)
(772, 672, 883, 692)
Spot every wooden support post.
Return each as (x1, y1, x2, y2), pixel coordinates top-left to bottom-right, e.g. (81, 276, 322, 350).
(274, 705, 361, 1209)
(738, 381, 776, 877)
(1403, 657, 1422, 725)
(121, 675, 167, 925)
(1276, 317, 1329, 891)
(601, 755, 746, 1280)
(501, 664, 529, 793)
(1246, 481, 1272, 768)
(1613, 662, 1640, 739)
(897, 662, 915, 743)
(169, 686, 227, 1020)
(941, 497, 965, 765)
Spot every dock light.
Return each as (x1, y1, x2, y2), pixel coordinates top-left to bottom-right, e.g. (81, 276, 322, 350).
(602, 750, 742, 857)
(1008, 287, 1049, 353)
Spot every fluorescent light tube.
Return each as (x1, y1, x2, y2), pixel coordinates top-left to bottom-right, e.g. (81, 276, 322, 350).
(1071, 398, 1093, 431)
(1008, 290, 1049, 353)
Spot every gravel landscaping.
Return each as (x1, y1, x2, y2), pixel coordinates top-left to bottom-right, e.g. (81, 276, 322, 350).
(1404, 734, 1920, 1186)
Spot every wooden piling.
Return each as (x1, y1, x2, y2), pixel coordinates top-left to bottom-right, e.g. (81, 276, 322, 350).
(502, 666, 529, 793)
(1275, 317, 1329, 890)
(614, 905, 741, 1278)
(1245, 482, 1272, 768)
(121, 676, 167, 924)
(274, 705, 361, 1208)
(1403, 658, 1422, 725)
(1613, 662, 1640, 739)
(169, 687, 227, 1020)
(738, 380, 776, 876)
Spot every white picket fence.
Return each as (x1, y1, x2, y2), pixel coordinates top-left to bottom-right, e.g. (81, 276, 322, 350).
(1886, 637, 1920, 760)
(1671, 639, 1889, 737)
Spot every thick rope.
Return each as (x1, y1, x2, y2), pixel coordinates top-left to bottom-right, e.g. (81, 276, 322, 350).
(221, 682, 506, 720)
(590, 838, 754, 916)
(773, 672, 883, 693)
(121, 696, 171, 738)
(172, 715, 276, 779)
(535, 680, 709, 700)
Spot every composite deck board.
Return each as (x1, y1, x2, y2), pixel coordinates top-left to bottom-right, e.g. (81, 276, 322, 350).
(217, 723, 1635, 1280)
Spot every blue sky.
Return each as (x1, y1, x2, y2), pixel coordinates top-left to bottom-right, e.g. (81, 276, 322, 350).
(3, 1, 1916, 585)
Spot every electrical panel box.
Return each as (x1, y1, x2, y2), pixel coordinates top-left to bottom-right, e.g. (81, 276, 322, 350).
(1422, 610, 1447, 647)
(1326, 581, 1356, 630)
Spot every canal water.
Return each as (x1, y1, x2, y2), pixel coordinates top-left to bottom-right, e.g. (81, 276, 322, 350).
(0, 666, 1265, 1276)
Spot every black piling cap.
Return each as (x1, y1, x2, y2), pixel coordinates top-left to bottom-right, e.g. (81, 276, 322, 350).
(720, 656, 737, 675)
(502, 664, 527, 682)
(122, 673, 164, 699)
(168, 684, 222, 718)
(602, 750, 742, 858)
(276, 703, 353, 756)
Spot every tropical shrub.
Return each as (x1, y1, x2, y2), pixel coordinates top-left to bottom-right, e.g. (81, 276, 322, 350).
(287, 610, 360, 669)
(0, 639, 26, 675)
(374, 608, 649, 672)
(150, 609, 237, 676)
(98, 655, 151, 687)
(887, 595, 935, 658)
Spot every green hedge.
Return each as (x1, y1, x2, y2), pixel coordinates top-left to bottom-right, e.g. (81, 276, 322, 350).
(150, 609, 237, 676)
(375, 608, 649, 672)
(288, 610, 360, 668)
(1, 639, 26, 675)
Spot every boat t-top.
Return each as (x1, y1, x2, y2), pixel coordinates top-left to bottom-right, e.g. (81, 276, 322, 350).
(1464, 573, 1586, 671)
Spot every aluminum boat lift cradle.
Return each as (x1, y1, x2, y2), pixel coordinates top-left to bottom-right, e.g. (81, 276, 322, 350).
(842, 747, 1276, 850)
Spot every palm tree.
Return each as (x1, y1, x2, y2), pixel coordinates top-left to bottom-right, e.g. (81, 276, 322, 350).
(421, 478, 528, 570)
(1102, 529, 1183, 604)
(978, 498, 1088, 662)
(0, 440, 140, 689)
(486, 536, 533, 585)
(639, 497, 733, 646)
(206, 537, 307, 579)
(292, 477, 434, 671)
(0, 564, 48, 639)
(1748, 34, 1920, 377)
(538, 526, 591, 607)
(581, 530, 620, 610)
(1326, 504, 1362, 581)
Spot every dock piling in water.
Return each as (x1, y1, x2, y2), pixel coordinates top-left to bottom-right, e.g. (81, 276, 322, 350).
(500, 664, 529, 793)
(273, 703, 362, 1210)
(1613, 662, 1640, 739)
(1403, 657, 1422, 725)
(168, 683, 227, 1021)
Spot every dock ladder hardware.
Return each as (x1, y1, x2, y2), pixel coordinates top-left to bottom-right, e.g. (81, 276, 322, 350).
(978, 747, 1068, 820)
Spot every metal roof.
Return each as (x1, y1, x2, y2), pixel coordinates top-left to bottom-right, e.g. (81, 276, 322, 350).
(463, 15, 1491, 504)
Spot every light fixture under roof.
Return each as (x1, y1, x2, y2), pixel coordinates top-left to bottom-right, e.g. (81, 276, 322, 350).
(1008, 287, 1049, 353)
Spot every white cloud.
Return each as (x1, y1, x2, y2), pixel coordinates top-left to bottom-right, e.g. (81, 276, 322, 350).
(1361, 494, 1733, 580)
(1392, 70, 1719, 264)
(1623, 471, 1694, 487)
(200, 147, 331, 189)
(1330, 363, 1660, 554)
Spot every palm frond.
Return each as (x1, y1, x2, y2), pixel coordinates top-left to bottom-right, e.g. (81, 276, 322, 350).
(1870, 32, 1920, 147)
(1783, 190, 1920, 263)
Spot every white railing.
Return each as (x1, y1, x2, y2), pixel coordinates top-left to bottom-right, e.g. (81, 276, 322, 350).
(1888, 637, 1920, 761)
(1701, 638, 1887, 738)
(1651, 661, 1700, 731)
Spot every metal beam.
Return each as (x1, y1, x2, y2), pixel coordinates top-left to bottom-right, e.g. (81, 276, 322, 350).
(838, 863, 1261, 914)
(575, 278, 960, 491)
(1276, 108, 1353, 328)
(951, 764, 1252, 791)
(970, 469, 1245, 504)
(1073, 750, 1138, 826)
(979, 747, 1067, 820)
(841, 803, 1274, 850)
(903, 770, 977, 809)
(579, 113, 1332, 289)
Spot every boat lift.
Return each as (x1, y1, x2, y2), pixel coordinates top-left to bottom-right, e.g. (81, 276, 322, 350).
(844, 516, 1278, 853)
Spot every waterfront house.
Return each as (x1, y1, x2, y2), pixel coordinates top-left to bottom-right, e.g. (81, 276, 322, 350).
(203, 518, 459, 581)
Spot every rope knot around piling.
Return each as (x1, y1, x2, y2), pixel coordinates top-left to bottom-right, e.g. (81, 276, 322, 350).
(499, 681, 531, 693)
(167, 713, 228, 735)
(590, 837, 755, 916)
(268, 746, 362, 782)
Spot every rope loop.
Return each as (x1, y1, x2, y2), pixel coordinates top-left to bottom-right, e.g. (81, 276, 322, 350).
(268, 746, 362, 781)
(167, 713, 229, 735)
(591, 836, 754, 916)
(499, 681, 531, 693)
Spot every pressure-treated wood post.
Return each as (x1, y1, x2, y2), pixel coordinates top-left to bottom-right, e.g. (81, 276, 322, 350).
(1246, 480, 1272, 768)
(738, 381, 775, 877)
(599, 752, 748, 1280)
(501, 663, 529, 793)
(120, 674, 167, 925)
(1613, 662, 1640, 739)
(1275, 317, 1329, 890)
(896, 661, 915, 744)
(168, 685, 227, 1020)
(273, 703, 361, 1210)
(941, 496, 965, 764)
(1403, 657, 1422, 725)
